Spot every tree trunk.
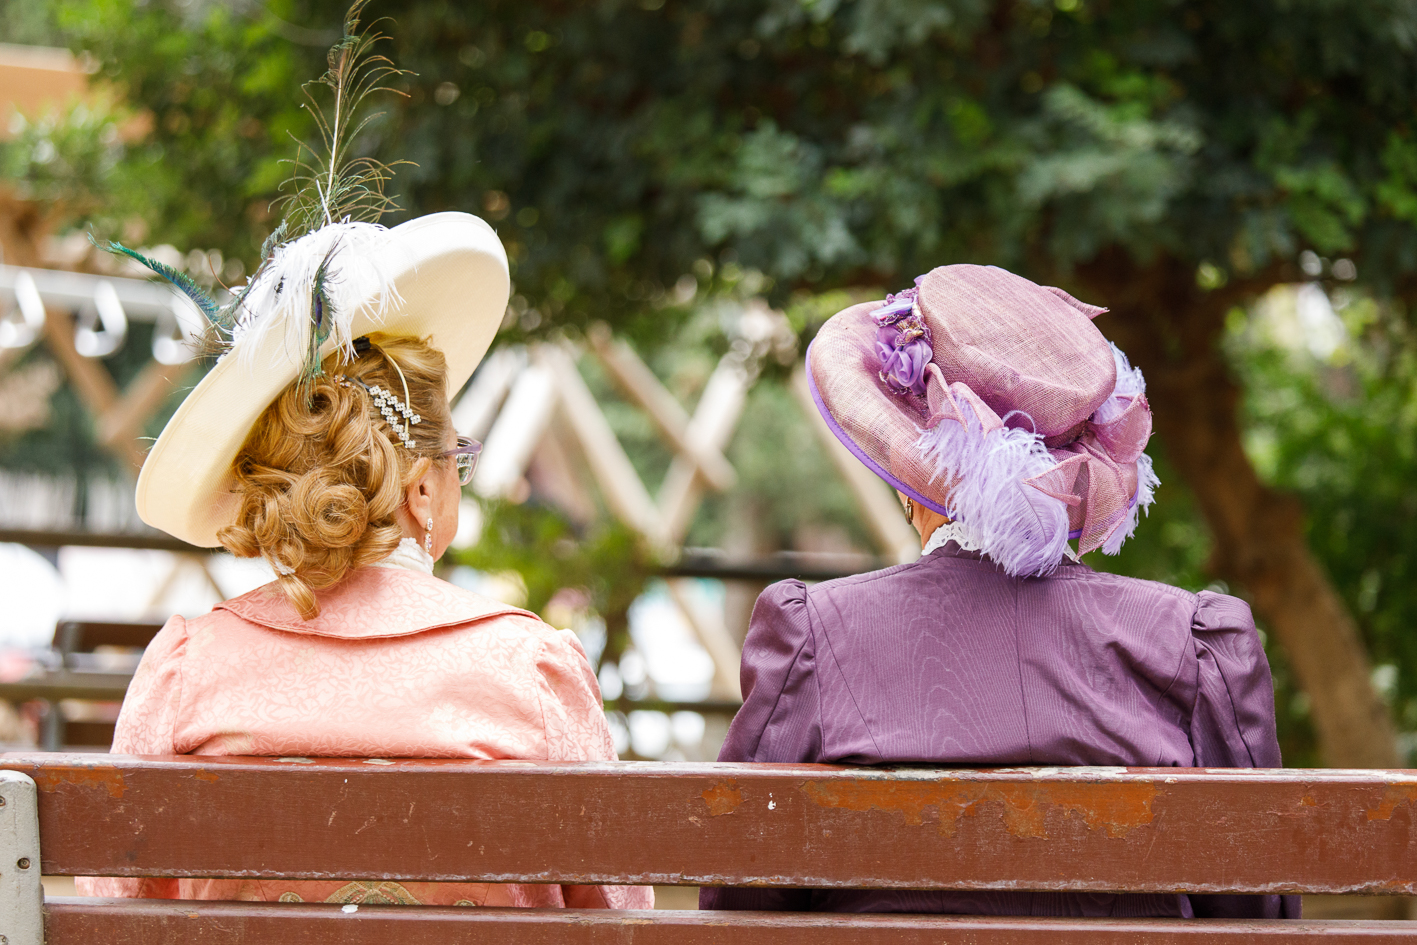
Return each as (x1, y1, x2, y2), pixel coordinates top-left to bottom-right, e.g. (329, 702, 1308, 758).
(1078, 249, 1400, 769)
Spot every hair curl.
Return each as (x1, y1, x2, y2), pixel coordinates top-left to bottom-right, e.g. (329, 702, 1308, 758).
(217, 334, 453, 618)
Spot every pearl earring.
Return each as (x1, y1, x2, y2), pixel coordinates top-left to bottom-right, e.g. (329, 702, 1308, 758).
(424, 516, 434, 554)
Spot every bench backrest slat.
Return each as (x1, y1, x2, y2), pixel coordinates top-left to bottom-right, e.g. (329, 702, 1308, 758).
(53, 621, 163, 661)
(4, 754, 1414, 895)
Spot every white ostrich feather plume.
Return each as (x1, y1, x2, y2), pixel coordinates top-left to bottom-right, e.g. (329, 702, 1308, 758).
(231, 220, 403, 371)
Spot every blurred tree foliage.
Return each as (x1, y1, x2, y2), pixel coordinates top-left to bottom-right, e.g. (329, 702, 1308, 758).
(37, 0, 314, 260)
(1230, 287, 1417, 761)
(32, 0, 1410, 314)
(455, 500, 652, 669)
(8, 0, 1417, 763)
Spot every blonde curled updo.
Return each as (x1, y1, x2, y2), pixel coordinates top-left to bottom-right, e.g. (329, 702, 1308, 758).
(217, 334, 454, 619)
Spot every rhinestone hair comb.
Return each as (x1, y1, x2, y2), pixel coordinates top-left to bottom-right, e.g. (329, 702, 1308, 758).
(336, 374, 422, 449)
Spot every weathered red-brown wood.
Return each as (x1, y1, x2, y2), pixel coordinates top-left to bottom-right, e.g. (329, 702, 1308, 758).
(41, 899, 1417, 944)
(5, 755, 1416, 896)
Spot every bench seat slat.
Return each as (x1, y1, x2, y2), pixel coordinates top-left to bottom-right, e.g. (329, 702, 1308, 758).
(6, 755, 1416, 895)
(43, 900, 1417, 944)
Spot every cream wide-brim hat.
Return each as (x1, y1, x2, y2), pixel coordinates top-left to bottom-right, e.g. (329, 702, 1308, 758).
(136, 212, 510, 548)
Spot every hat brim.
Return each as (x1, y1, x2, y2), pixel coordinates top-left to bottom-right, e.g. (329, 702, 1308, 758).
(805, 308, 955, 517)
(136, 212, 510, 548)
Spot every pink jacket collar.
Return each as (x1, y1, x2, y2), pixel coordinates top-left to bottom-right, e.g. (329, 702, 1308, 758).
(216, 567, 537, 640)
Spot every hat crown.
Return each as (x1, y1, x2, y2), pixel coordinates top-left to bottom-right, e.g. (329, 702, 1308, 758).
(916, 265, 1115, 440)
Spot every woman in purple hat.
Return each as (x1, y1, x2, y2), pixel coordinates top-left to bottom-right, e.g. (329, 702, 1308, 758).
(701, 265, 1297, 919)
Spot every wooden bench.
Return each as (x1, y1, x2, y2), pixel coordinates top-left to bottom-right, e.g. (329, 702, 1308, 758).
(0, 754, 1413, 943)
(50, 621, 164, 671)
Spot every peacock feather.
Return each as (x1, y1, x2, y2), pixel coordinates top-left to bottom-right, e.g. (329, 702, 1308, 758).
(276, 0, 410, 240)
(91, 237, 224, 326)
(304, 245, 339, 385)
(97, 2, 409, 392)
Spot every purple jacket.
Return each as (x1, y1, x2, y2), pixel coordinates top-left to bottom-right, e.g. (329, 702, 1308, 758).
(702, 543, 1300, 919)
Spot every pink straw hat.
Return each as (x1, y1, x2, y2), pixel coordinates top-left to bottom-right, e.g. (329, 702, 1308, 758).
(806, 264, 1157, 576)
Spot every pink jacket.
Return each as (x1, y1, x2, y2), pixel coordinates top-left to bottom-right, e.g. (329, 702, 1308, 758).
(77, 566, 653, 910)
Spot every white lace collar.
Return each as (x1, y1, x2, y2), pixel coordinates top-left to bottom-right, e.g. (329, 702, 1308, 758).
(372, 536, 435, 575)
(920, 520, 985, 557)
(921, 520, 1080, 564)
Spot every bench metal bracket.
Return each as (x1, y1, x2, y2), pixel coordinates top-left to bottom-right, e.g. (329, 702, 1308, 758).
(0, 771, 42, 945)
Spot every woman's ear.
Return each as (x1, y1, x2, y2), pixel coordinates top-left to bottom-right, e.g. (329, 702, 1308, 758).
(401, 458, 436, 529)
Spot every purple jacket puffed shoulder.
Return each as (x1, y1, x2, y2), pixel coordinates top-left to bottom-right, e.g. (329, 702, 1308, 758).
(701, 543, 1300, 919)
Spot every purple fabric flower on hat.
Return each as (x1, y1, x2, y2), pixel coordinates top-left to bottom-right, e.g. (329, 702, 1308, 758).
(870, 284, 932, 397)
(875, 324, 931, 396)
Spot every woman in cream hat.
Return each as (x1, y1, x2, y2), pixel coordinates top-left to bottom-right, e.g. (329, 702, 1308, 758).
(77, 7, 650, 911)
(704, 264, 1294, 920)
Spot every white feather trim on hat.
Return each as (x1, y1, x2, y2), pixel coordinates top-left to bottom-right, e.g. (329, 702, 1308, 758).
(914, 391, 1071, 577)
(232, 221, 404, 370)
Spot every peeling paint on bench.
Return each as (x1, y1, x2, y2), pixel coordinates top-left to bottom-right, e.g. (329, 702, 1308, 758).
(800, 778, 1158, 838)
(30, 766, 125, 799)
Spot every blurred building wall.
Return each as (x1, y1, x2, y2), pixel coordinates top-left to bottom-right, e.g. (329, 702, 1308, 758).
(0, 42, 88, 139)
